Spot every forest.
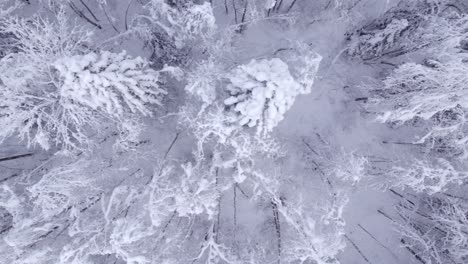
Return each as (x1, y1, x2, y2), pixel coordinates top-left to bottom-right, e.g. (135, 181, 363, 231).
(0, 0, 467, 263)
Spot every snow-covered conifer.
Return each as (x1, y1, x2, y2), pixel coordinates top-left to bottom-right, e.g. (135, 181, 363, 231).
(224, 58, 304, 136)
(54, 50, 166, 117)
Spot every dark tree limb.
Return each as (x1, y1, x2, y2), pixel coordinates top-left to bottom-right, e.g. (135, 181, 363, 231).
(0, 153, 33, 162)
(345, 234, 372, 264)
(358, 224, 400, 261)
(224, 0, 229, 14)
(235, 183, 249, 198)
(286, 0, 297, 13)
(271, 201, 282, 264)
(78, 0, 100, 22)
(0, 173, 19, 184)
(125, 0, 135, 31)
(400, 238, 426, 264)
(389, 189, 415, 206)
(68, 1, 102, 29)
(237, 1, 248, 33)
(377, 209, 396, 222)
(275, 0, 284, 12)
(163, 131, 181, 160)
(232, 0, 238, 24)
(100, 3, 120, 33)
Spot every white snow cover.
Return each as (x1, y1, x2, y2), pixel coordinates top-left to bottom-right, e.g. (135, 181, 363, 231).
(145, 0, 216, 48)
(54, 50, 165, 117)
(3, 1, 468, 264)
(224, 58, 313, 136)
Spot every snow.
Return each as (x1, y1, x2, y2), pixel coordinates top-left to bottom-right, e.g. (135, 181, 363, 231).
(54, 50, 166, 117)
(1, 1, 467, 264)
(224, 58, 317, 136)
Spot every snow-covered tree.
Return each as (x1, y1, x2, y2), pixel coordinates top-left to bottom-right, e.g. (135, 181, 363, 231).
(1, 49, 167, 152)
(385, 158, 468, 194)
(3, 1, 448, 264)
(0, 8, 170, 153)
(149, 161, 219, 225)
(347, 0, 468, 60)
(133, 0, 216, 67)
(348, 18, 413, 60)
(54, 51, 166, 116)
(370, 59, 468, 159)
(224, 58, 310, 136)
(0, 9, 91, 151)
(396, 194, 468, 264)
